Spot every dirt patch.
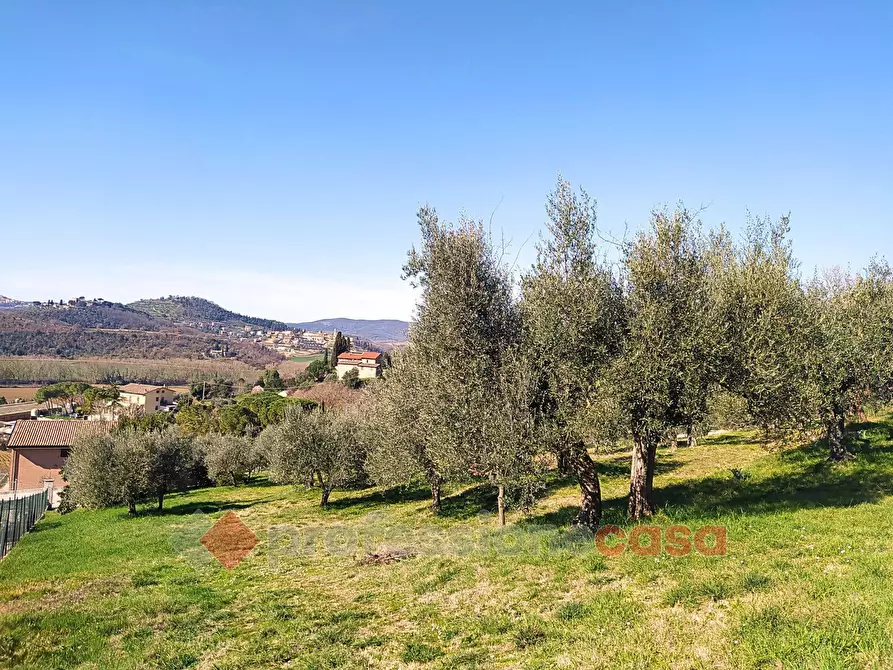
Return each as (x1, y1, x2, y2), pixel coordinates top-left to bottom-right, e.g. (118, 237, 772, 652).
(0, 387, 40, 402)
(359, 547, 416, 565)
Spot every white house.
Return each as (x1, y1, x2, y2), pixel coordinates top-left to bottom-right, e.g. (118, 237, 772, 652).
(335, 351, 382, 379)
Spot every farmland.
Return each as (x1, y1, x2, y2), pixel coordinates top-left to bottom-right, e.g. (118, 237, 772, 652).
(0, 387, 40, 402)
(3, 416, 893, 669)
(0, 357, 265, 387)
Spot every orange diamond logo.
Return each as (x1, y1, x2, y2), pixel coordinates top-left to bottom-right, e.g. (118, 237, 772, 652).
(200, 511, 258, 569)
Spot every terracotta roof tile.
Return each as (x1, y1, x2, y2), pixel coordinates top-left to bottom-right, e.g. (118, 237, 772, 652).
(8, 420, 113, 448)
(337, 351, 381, 362)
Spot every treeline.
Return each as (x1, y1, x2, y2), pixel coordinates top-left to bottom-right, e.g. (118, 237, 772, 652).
(364, 179, 893, 527)
(0, 357, 264, 386)
(0, 328, 280, 368)
(60, 180, 893, 529)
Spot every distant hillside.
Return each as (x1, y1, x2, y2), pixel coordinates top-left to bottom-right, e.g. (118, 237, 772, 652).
(0, 296, 25, 308)
(129, 296, 289, 331)
(289, 318, 410, 343)
(0, 305, 282, 367)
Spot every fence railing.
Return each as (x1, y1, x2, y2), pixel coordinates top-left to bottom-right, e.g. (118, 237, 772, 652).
(0, 489, 49, 559)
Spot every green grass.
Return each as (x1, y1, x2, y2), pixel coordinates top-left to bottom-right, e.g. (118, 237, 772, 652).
(3, 415, 893, 668)
(289, 354, 325, 363)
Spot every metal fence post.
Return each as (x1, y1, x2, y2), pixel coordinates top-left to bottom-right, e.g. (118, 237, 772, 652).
(0, 499, 7, 558)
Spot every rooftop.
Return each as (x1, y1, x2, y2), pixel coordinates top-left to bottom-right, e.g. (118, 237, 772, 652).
(337, 351, 381, 362)
(8, 420, 113, 448)
(118, 383, 172, 395)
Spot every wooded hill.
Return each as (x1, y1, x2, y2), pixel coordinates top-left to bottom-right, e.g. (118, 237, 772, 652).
(288, 318, 410, 343)
(0, 306, 281, 367)
(129, 296, 289, 331)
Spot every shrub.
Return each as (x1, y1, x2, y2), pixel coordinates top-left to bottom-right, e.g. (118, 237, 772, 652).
(341, 368, 361, 389)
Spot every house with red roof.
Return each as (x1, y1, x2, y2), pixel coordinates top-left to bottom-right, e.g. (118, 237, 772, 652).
(335, 351, 382, 380)
(2, 420, 112, 505)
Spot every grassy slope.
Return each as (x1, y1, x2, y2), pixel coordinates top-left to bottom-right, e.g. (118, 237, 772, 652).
(3, 417, 893, 669)
(289, 354, 325, 363)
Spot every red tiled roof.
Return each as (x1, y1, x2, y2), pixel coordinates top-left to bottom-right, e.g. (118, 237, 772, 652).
(337, 351, 381, 362)
(8, 420, 113, 448)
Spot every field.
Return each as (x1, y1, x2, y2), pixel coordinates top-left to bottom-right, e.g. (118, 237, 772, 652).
(0, 387, 40, 402)
(0, 357, 265, 386)
(2, 416, 893, 668)
(289, 354, 325, 363)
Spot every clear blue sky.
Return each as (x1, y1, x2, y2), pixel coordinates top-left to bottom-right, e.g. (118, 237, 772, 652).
(1, 2, 890, 321)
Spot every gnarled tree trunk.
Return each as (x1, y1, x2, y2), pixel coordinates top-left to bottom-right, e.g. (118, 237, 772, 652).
(628, 430, 657, 520)
(564, 442, 602, 529)
(497, 484, 506, 526)
(827, 410, 849, 461)
(430, 477, 442, 514)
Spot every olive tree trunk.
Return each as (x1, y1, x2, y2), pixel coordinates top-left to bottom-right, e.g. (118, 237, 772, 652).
(827, 410, 849, 461)
(628, 431, 657, 520)
(497, 484, 506, 526)
(564, 443, 602, 529)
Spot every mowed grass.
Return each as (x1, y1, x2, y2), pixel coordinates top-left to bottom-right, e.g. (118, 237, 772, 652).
(3, 417, 893, 668)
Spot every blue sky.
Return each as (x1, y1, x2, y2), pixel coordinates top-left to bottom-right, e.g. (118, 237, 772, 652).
(1, 2, 890, 321)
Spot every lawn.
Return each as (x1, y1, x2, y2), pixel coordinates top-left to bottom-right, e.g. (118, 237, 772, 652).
(289, 354, 325, 364)
(2, 416, 893, 668)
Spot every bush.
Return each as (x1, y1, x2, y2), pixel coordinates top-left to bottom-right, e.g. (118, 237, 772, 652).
(341, 368, 361, 389)
(217, 404, 261, 436)
(306, 359, 332, 381)
(236, 392, 317, 428)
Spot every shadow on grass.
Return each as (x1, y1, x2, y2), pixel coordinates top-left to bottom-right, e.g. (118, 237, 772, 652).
(439, 484, 499, 520)
(325, 485, 434, 514)
(655, 428, 893, 521)
(141, 497, 277, 517)
(30, 519, 63, 533)
(522, 418, 893, 527)
(700, 432, 760, 447)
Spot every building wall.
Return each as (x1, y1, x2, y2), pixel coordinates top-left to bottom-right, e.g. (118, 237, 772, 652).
(10, 447, 67, 503)
(120, 388, 176, 415)
(335, 363, 380, 379)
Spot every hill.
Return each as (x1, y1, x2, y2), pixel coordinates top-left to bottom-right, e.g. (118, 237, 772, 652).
(0, 305, 281, 367)
(129, 296, 289, 332)
(289, 318, 410, 343)
(0, 296, 25, 309)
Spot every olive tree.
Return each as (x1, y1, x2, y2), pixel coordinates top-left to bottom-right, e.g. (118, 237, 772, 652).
(366, 346, 446, 512)
(520, 179, 624, 528)
(609, 207, 722, 520)
(199, 433, 265, 485)
(803, 261, 893, 459)
(67, 427, 199, 513)
(383, 205, 541, 517)
(712, 214, 811, 436)
(260, 405, 366, 506)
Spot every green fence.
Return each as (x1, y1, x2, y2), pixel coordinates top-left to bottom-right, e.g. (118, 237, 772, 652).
(0, 489, 49, 559)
